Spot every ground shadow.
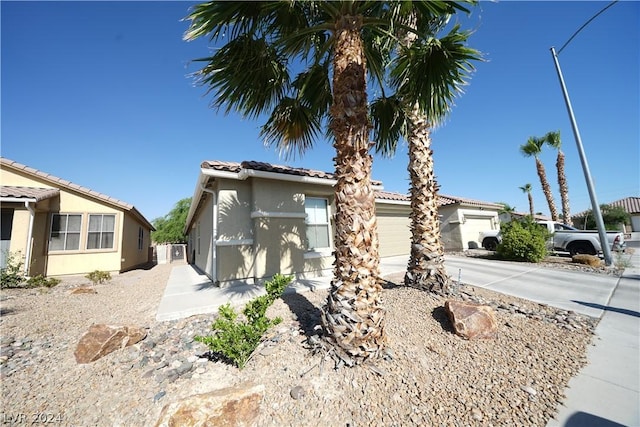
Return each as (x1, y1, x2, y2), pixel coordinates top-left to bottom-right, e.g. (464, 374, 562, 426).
(0, 307, 16, 317)
(431, 306, 456, 335)
(281, 292, 323, 339)
(571, 300, 640, 318)
(563, 411, 625, 427)
(379, 278, 402, 290)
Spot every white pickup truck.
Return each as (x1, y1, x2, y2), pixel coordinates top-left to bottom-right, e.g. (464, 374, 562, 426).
(479, 220, 626, 256)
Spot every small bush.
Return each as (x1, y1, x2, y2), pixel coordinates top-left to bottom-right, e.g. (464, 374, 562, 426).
(85, 270, 111, 285)
(1, 251, 25, 289)
(27, 275, 61, 288)
(497, 218, 549, 263)
(195, 273, 292, 369)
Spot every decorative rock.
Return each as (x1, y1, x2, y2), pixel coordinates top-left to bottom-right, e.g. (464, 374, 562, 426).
(155, 382, 265, 427)
(444, 300, 497, 339)
(290, 385, 305, 400)
(70, 287, 98, 295)
(74, 324, 147, 364)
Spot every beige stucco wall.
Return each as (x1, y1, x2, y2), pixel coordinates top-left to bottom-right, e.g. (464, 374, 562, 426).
(120, 213, 152, 271)
(438, 205, 499, 251)
(190, 177, 337, 284)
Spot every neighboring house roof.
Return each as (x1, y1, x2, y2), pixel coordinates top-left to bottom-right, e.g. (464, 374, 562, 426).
(0, 157, 154, 230)
(437, 194, 504, 209)
(573, 196, 640, 217)
(375, 190, 504, 209)
(1, 185, 60, 202)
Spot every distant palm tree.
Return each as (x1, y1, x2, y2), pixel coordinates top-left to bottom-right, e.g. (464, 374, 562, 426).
(520, 136, 558, 222)
(372, 11, 480, 294)
(184, 0, 469, 365)
(519, 183, 534, 217)
(545, 131, 572, 226)
(497, 202, 516, 220)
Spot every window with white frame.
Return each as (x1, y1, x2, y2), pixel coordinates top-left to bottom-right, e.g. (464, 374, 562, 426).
(305, 197, 330, 250)
(49, 214, 82, 251)
(138, 227, 144, 251)
(87, 214, 115, 250)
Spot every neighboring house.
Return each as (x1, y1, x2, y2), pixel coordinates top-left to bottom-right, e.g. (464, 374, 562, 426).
(184, 160, 502, 286)
(572, 197, 640, 233)
(0, 157, 155, 276)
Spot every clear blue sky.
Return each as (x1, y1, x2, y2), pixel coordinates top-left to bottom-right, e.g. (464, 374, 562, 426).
(2, 1, 638, 222)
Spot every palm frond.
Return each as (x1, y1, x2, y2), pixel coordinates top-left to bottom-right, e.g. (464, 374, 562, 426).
(520, 136, 544, 157)
(192, 35, 289, 119)
(391, 24, 481, 125)
(370, 95, 407, 158)
(544, 130, 562, 149)
(260, 97, 324, 160)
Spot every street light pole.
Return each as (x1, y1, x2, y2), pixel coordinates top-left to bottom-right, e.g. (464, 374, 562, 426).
(550, 47, 613, 265)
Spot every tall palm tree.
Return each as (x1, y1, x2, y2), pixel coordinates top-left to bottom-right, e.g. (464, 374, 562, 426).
(520, 136, 559, 222)
(545, 130, 572, 226)
(519, 183, 534, 217)
(372, 12, 479, 294)
(184, 1, 465, 365)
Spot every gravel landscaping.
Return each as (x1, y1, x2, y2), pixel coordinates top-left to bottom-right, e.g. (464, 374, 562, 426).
(1, 260, 598, 426)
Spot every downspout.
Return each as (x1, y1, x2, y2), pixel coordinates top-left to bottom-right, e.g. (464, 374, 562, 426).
(200, 184, 217, 283)
(24, 201, 35, 276)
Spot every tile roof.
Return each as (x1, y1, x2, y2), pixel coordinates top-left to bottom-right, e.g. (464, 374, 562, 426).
(374, 190, 503, 209)
(375, 190, 410, 202)
(1, 186, 60, 202)
(438, 194, 504, 209)
(1, 157, 154, 230)
(201, 160, 383, 186)
(573, 196, 640, 217)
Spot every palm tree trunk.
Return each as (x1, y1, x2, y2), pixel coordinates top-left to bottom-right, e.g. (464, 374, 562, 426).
(556, 151, 572, 226)
(404, 106, 450, 294)
(536, 157, 558, 222)
(528, 192, 534, 217)
(321, 14, 385, 365)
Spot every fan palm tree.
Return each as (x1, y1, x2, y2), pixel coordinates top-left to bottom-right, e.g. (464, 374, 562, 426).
(184, 1, 467, 365)
(520, 136, 558, 222)
(545, 130, 572, 226)
(519, 183, 534, 217)
(372, 12, 479, 294)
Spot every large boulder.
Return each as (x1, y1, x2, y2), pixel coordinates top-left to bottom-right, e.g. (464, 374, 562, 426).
(444, 300, 497, 340)
(74, 324, 146, 364)
(155, 383, 265, 427)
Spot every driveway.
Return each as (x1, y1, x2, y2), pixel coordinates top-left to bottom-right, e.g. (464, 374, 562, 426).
(381, 254, 623, 318)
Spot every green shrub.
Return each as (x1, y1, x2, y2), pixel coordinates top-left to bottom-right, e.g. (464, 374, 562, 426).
(85, 270, 111, 285)
(1, 251, 25, 289)
(26, 275, 61, 288)
(497, 217, 549, 263)
(195, 273, 292, 369)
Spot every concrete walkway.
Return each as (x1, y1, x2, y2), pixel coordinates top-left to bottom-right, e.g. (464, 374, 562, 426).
(155, 253, 640, 426)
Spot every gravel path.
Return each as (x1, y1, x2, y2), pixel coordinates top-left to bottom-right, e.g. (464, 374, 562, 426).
(1, 260, 598, 426)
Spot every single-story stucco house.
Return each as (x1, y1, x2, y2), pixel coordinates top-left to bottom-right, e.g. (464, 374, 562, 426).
(0, 157, 155, 276)
(184, 160, 502, 286)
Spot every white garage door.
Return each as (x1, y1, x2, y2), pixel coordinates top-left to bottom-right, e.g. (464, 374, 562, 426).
(462, 216, 495, 250)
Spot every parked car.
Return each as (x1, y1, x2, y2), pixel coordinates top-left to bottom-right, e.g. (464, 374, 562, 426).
(479, 220, 626, 256)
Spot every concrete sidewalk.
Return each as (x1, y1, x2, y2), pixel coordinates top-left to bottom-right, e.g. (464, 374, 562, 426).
(155, 255, 639, 426)
(547, 267, 640, 427)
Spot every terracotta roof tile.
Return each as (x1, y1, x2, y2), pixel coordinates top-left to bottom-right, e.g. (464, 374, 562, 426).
(375, 191, 410, 202)
(202, 160, 383, 186)
(573, 196, 640, 217)
(1, 157, 154, 230)
(0, 186, 60, 202)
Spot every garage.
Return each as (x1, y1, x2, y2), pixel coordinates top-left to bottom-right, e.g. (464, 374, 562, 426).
(461, 214, 498, 249)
